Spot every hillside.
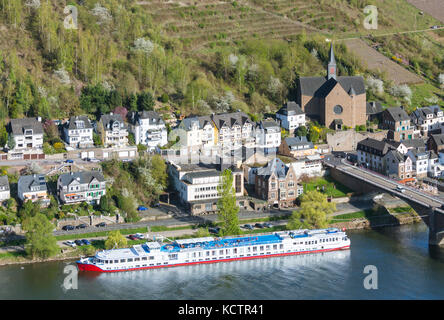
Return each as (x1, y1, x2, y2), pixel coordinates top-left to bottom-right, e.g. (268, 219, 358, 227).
(0, 0, 442, 125)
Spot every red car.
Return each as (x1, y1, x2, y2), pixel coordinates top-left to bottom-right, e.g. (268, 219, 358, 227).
(128, 234, 138, 240)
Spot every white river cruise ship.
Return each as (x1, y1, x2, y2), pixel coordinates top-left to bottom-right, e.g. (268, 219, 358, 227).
(76, 228, 350, 272)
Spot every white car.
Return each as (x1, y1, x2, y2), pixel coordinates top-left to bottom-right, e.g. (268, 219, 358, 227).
(134, 233, 145, 239)
(88, 158, 100, 163)
(396, 185, 405, 193)
(65, 240, 76, 248)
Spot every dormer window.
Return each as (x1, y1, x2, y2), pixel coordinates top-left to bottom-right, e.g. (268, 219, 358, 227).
(24, 129, 33, 135)
(76, 121, 85, 129)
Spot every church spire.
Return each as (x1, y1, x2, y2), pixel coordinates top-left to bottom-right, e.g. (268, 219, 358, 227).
(327, 42, 337, 80)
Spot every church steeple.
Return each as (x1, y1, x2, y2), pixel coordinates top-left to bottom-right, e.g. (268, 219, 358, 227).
(327, 42, 337, 80)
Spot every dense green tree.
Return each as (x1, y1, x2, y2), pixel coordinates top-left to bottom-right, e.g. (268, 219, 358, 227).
(296, 125, 308, 137)
(217, 169, 241, 236)
(287, 191, 335, 230)
(0, 125, 7, 148)
(22, 213, 59, 259)
(137, 91, 155, 111)
(105, 230, 127, 250)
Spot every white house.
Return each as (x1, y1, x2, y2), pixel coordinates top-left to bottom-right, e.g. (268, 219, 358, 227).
(64, 116, 94, 148)
(175, 116, 215, 149)
(410, 105, 444, 136)
(406, 149, 429, 178)
(276, 101, 306, 133)
(255, 120, 281, 154)
(8, 117, 44, 159)
(129, 111, 167, 151)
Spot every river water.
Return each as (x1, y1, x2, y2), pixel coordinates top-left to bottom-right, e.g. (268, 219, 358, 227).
(1, 222, 444, 300)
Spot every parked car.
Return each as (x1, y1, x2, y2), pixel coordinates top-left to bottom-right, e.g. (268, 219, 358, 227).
(128, 234, 139, 240)
(152, 202, 160, 208)
(134, 233, 145, 239)
(137, 206, 148, 211)
(75, 224, 88, 229)
(74, 240, 83, 246)
(81, 239, 91, 246)
(263, 222, 273, 228)
(95, 222, 106, 227)
(87, 158, 100, 163)
(243, 224, 254, 230)
(64, 240, 76, 248)
(254, 223, 265, 229)
(209, 227, 221, 234)
(62, 225, 75, 231)
(65, 159, 74, 164)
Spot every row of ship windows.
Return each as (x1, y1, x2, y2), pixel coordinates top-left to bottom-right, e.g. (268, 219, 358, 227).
(98, 238, 346, 265)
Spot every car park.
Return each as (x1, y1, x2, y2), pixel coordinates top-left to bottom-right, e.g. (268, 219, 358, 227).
(62, 225, 75, 231)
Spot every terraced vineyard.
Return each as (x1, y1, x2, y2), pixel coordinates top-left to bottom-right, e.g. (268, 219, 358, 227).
(138, 0, 313, 49)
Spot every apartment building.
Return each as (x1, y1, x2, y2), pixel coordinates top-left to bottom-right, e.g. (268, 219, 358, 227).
(212, 112, 255, 150)
(168, 162, 244, 215)
(357, 138, 392, 173)
(8, 118, 44, 159)
(63, 116, 94, 148)
(97, 113, 128, 147)
(406, 149, 430, 178)
(255, 120, 281, 154)
(175, 115, 215, 149)
(57, 171, 107, 205)
(410, 105, 444, 136)
(129, 111, 167, 151)
(383, 150, 414, 180)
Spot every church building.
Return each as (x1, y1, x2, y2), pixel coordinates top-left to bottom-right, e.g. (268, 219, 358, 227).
(296, 43, 367, 130)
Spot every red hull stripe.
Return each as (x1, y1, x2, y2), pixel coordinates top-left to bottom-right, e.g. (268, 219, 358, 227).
(77, 245, 350, 273)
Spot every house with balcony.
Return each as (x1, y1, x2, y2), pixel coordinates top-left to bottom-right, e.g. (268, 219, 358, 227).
(8, 117, 44, 160)
(381, 106, 414, 141)
(410, 105, 444, 137)
(96, 113, 128, 147)
(255, 120, 281, 154)
(63, 116, 94, 148)
(17, 174, 50, 206)
(276, 101, 306, 133)
(57, 171, 107, 205)
(212, 112, 255, 151)
(129, 111, 167, 151)
(175, 115, 215, 150)
(0, 176, 10, 202)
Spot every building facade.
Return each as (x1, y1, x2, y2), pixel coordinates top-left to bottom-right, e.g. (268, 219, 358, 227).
(279, 136, 316, 158)
(17, 174, 50, 206)
(97, 113, 128, 147)
(57, 171, 106, 205)
(410, 105, 444, 137)
(381, 107, 414, 141)
(296, 43, 366, 129)
(212, 112, 255, 150)
(255, 158, 303, 208)
(64, 116, 94, 148)
(129, 111, 168, 151)
(255, 120, 281, 154)
(8, 118, 44, 159)
(276, 101, 306, 133)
